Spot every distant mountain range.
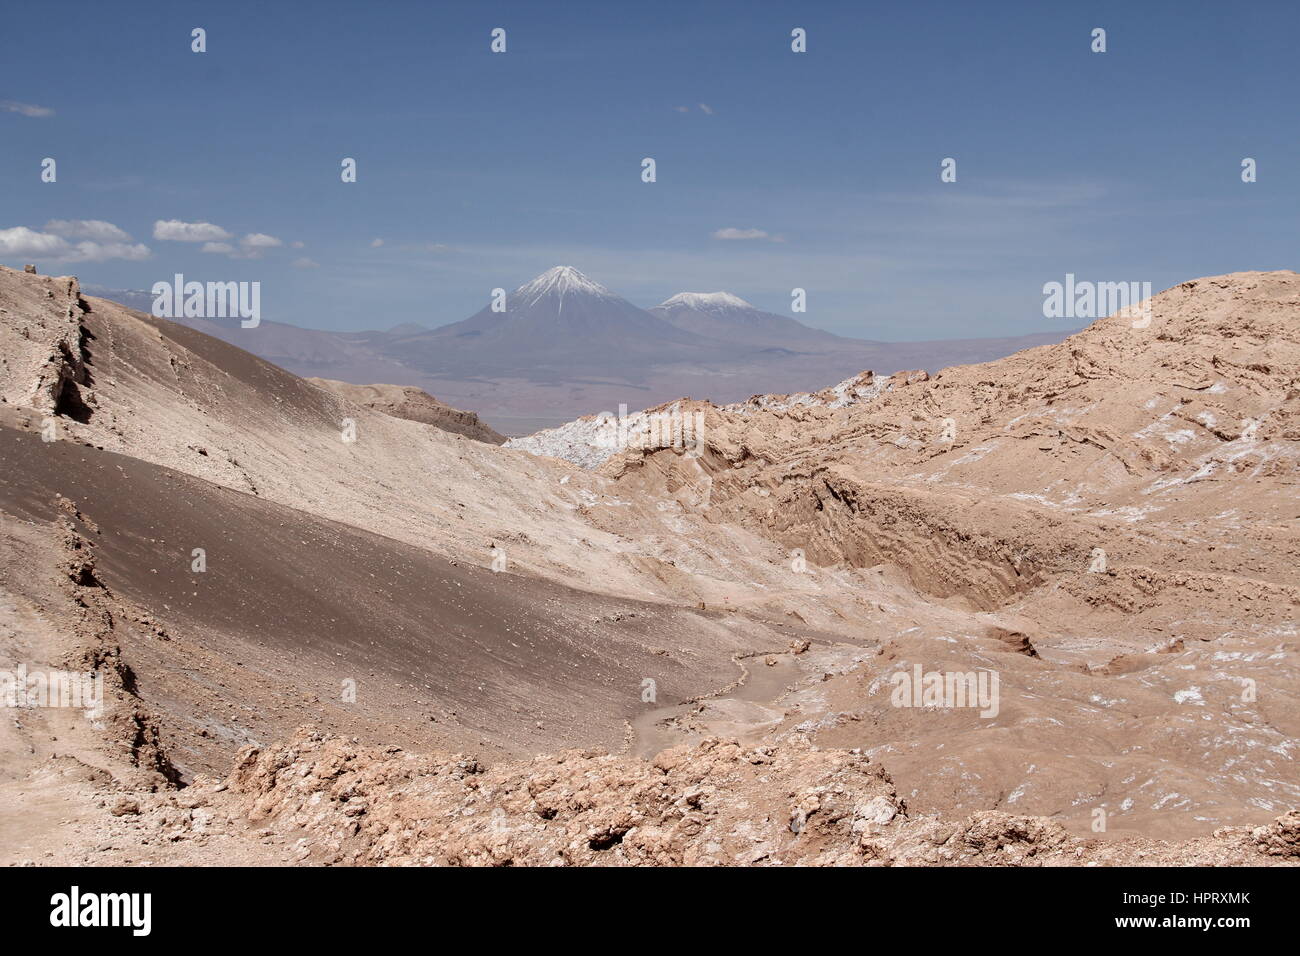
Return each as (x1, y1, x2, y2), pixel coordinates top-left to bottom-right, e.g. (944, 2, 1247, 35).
(87, 267, 1074, 434)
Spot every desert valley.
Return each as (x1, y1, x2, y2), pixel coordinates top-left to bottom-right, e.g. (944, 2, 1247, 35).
(0, 262, 1295, 866)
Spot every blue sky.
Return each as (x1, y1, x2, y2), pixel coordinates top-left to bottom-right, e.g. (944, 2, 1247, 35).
(1, 0, 1296, 339)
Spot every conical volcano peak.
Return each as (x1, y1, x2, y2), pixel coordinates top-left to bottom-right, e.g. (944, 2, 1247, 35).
(660, 291, 755, 312)
(514, 266, 618, 307)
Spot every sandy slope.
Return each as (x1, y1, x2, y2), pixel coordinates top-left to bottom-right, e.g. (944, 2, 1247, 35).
(305, 378, 505, 444)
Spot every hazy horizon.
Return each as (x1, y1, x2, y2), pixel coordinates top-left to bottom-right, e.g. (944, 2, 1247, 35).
(79, 264, 1086, 345)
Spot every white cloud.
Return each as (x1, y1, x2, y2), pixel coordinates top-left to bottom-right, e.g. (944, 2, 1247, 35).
(370, 238, 384, 248)
(292, 257, 320, 269)
(43, 219, 132, 242)
(240, 233, 281, 249)
(0, 100, 54, 118)
(0, 225, 149, 262)
(154, 219, 232, 242)
(226, 233, 283, 259)
(0, 226, 68, 258)
(711, 227, 769, 240)
(66, 240, 151, 262)
(698, 103, 714, 115)
(198, 233, 284, 259)
(290, 240, 305, 249)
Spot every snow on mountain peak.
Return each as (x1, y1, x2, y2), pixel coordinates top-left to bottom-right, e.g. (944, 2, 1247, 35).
(514, 266, 617, 308)
(659, 291, 754, 312)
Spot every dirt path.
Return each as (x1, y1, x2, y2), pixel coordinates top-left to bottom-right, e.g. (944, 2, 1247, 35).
(629, 640, 867, 758)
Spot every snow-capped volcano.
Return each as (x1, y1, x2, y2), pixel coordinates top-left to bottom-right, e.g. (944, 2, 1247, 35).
(652, 289, 849, 350)
(658, 291, 755, 313)
(514, 266, 619, 310)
